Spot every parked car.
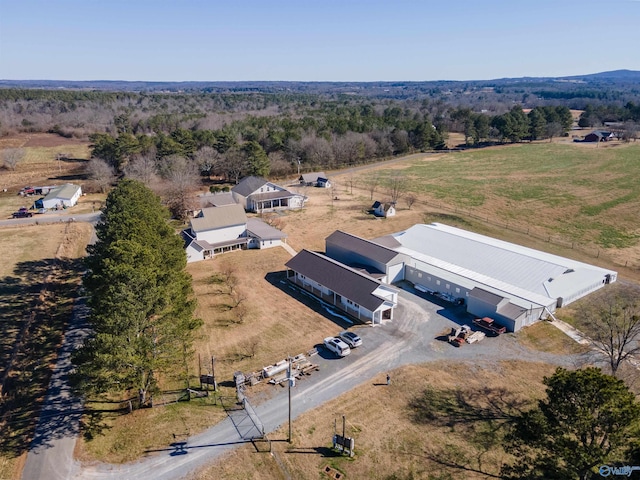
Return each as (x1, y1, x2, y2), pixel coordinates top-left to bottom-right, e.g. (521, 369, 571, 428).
(338, 331, 362, 348)
(12, 207, 33, 218)
(323, 337, 351, 357)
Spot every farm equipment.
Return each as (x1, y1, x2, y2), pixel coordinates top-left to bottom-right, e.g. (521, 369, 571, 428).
(448, 325, 471, 347)
(472, 317, 507, 335)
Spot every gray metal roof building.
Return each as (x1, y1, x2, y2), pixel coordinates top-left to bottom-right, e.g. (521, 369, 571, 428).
(246, 218, 288, 241)
(375, 223, 617, 331)
(285, 249, 398, 324)
(190, 204, 247, 233)
(285, 250, 386, 312)
(231, 176, 269, 197)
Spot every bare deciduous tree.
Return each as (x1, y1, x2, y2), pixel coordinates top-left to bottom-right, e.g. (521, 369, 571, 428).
(194, 146, 221, 178)
(345, 174, 356, 194)
(267, 151, 292, 178)
(124, 153, 158, 184)
(300, 134, 334, 167)
(230, 289, 246, 309)
(362, 174, 380, 201)
(160, 155, 200, 221)
(86, 157, 116, 193)
(577, 284, 640, 376)
(220, 264, 238, 295)
(238, 336, 260, 357)
(545, 122, 563, 142)
(622, 121, 638, 143)
(2, 147, 25, 170)
(405, 193, 417, 210)
(387, 175, 407, 204)
(221, 147, 248, 184)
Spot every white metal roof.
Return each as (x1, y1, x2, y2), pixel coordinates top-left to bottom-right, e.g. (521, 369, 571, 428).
(43, 183, 81, 201)
(392, 223, 616, 308)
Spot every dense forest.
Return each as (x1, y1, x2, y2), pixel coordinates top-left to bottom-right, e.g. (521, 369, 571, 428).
(1, 73, 639, 197)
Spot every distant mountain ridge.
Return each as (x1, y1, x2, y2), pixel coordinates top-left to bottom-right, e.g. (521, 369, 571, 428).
(0, 70, 638, 93)
(562, 69, 640, 81)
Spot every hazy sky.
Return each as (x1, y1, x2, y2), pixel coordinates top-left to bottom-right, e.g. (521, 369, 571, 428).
(1, 0, 639, 82)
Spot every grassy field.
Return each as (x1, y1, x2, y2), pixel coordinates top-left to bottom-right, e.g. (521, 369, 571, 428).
(0, 133, 93, 218)
(194, 360, 559, 480)
(342, 142, 640, 272)
(0, 222, 93, 480)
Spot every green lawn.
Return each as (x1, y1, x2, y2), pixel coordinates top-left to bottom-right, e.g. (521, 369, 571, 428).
(375, 143, 640, 248)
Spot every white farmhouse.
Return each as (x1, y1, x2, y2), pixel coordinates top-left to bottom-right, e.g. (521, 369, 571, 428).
(232, 176, 305, 213)
(183, 204, 248, 262)
(182, 204, 288, 262)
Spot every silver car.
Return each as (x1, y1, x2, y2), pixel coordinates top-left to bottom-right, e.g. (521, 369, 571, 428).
(338, 331, 362, 348)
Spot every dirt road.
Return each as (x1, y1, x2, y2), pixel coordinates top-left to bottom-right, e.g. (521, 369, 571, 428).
(20, 298, 90, 480)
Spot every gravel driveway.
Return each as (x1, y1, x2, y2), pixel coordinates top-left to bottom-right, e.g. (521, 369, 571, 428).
(64, 286, 576, 480)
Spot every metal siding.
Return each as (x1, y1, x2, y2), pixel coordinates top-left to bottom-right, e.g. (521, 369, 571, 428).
(388, 263, 404, 283)
(393, 223, 616, 304)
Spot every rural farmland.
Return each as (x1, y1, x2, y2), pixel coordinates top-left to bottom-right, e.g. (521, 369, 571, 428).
(1, 134, 640, 480)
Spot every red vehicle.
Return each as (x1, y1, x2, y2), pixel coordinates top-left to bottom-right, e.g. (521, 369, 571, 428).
(472, 317, 506, 336)
(12, 207, 33, 218)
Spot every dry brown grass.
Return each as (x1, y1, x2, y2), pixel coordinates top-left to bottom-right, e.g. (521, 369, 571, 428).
(189, 248, 346, 391)
(194, 360, 558, 480)
(74, 399, 227, 465)
(0, 133, 93, 218)
(516, 321, 590, 355)
(0, 221, 93, 480)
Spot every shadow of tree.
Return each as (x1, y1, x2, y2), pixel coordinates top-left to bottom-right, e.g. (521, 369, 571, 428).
(409, 385, 530, 427)
(407, 385, 532, 478)
(263, 271, 361, 330)
(0, 257, 84, 458)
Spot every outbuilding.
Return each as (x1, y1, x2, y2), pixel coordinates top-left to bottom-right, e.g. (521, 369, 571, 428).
(371, 201, 396, 217)
(299, 172, 331, 187)
(374, 223, 617, 331)
(40, 184, 82, 209)
(285, 249, 398, 325)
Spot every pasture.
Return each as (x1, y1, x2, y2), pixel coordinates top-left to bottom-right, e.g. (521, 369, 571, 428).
(0, 133, 94, 218)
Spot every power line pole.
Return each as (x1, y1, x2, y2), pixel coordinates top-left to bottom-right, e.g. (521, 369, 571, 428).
(288, 356, 293, 443)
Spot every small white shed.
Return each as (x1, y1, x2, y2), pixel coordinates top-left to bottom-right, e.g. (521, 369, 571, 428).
(372, 201, 396, 217)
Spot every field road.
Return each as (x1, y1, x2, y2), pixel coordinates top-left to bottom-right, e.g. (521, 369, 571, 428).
(0, 211, 101, 227)
(41, 287, 576, 480)
(20, 298, 91, 480)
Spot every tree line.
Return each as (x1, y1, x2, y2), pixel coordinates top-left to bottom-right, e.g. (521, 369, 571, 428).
(72, 180, 201, 407)
(450, 105, 573, 145)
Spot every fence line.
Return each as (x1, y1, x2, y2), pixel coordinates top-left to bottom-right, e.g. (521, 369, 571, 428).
(419, 199, 638, 270)
(342, 181, 637, 271)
